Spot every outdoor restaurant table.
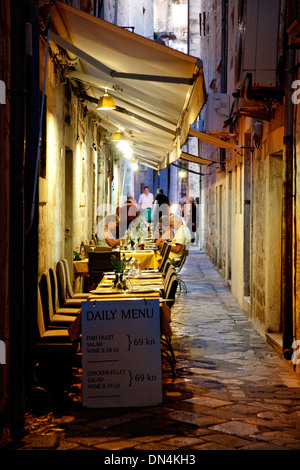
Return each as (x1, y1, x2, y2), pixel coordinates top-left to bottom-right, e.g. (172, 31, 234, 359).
(73, 259, 89, 279)
(68, 273, 172, 342)
(122, 250, 161, 270)
(73, 249, 162, 279)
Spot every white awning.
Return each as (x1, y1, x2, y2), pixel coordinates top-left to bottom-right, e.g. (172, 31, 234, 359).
(49, 1, 207, 170)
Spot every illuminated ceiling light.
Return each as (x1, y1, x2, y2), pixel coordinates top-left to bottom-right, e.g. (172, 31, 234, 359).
(131, 159, 138, 171)
(117, 140, 133, 158)
(111, 132, 125, 142)
(96, 93, 116, 110)
(178, 169, 187, 178)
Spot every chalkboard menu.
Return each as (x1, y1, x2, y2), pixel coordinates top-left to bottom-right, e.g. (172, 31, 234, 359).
(81, 299, 162, 407)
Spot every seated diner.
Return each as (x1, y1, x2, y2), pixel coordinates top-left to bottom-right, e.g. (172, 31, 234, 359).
(155, 215, 174, 250)
(168, 214, 191, 266)
(97, 214, 121, 248)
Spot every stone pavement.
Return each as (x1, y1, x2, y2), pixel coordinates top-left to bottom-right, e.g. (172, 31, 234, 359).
(5, 253, 300, 452)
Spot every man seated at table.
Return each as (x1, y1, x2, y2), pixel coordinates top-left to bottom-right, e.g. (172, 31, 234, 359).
(97, 214, 121, 248)
(168, 214, 191, 266)
(155, 215, 174, 251)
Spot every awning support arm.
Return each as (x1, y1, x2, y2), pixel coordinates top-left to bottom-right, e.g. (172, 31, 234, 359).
(49, 31, 197, 85)
(171, 163, 206, 176)
(111, 71, 195, 84)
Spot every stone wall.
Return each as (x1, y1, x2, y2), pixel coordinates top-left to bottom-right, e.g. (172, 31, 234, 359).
(104, 0, 153, 37)
(193, 0, 288, 341)
(38, 38, 102, 275)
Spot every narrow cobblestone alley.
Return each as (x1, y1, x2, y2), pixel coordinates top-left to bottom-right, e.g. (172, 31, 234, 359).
(5, 253, 300, 453)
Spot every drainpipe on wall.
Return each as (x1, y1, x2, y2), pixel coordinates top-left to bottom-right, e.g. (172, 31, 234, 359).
(221, 0, 227, 94)
(220, 0, 227, 170)
(282, 46, 295, 360)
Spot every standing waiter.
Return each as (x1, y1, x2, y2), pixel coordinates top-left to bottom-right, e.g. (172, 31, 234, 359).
(138, 186, 153, 223)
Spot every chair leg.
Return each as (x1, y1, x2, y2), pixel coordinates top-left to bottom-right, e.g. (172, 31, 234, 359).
(161, 336, 176, 377)
(177, 278, 187, 294)
(27, 363, 54, 413)
(161, 349, 176, 377)
(161, 335, 176, 363)
(34, 343, 75, 405)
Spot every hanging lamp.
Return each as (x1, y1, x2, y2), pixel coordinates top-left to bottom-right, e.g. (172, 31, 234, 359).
(111, 131, 125, 142)
(96, 93, 116, 110)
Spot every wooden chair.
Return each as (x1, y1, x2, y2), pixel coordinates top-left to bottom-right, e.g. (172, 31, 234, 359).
(61, 258, 90, 299)
(35, 285, 76, 403)
(164, 274, 179, 309)
(39, 271, 78, 329)
(162, 258, 172, 276)
(159, 276, 178, 377)
(160, 302, 176, 376)
(163, 264, 177, 292)
(56, 260, 83, 308)
(159, 240, 168, 257)
(175, 249, 189, 274)
(88, 251, 120, 290)
(175, 249, 189, 293)
(158, 243, 172, 272)
(49, 267, 81, 317)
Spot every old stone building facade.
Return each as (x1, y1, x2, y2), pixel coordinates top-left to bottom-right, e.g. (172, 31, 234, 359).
(38, 0, 155, 278)
(191, 0, 299, 365)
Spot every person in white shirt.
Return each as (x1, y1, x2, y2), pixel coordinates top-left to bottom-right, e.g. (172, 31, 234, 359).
(138, 186, 153, 222)
(169, 214, 191, 265)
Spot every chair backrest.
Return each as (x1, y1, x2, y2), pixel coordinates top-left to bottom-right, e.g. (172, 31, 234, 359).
(88, 251, 119, 270)
(176, 249, 189, 273)
(37, 285, 46, 338)
(56, 260, 68, 306)
(38, 270, 55, 329)
(164, 264, 176, 291)
(158, 243, 172, 272)
(88, 251, 120, 288)
(160, 241, 168, 257)
(61, 258, 74, 299)
(165, 275, 178, 308)
(49, 266, 61, 313)
(162, 258, 172, 276)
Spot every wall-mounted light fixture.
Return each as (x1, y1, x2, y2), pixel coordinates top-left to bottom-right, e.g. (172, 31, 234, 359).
(96, 93, 116, 110)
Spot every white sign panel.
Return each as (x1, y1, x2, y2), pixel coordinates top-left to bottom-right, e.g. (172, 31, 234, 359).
(81, 298, 162, 408)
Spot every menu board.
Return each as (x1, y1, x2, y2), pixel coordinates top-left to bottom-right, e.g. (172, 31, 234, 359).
(81, 299, 162, 408)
